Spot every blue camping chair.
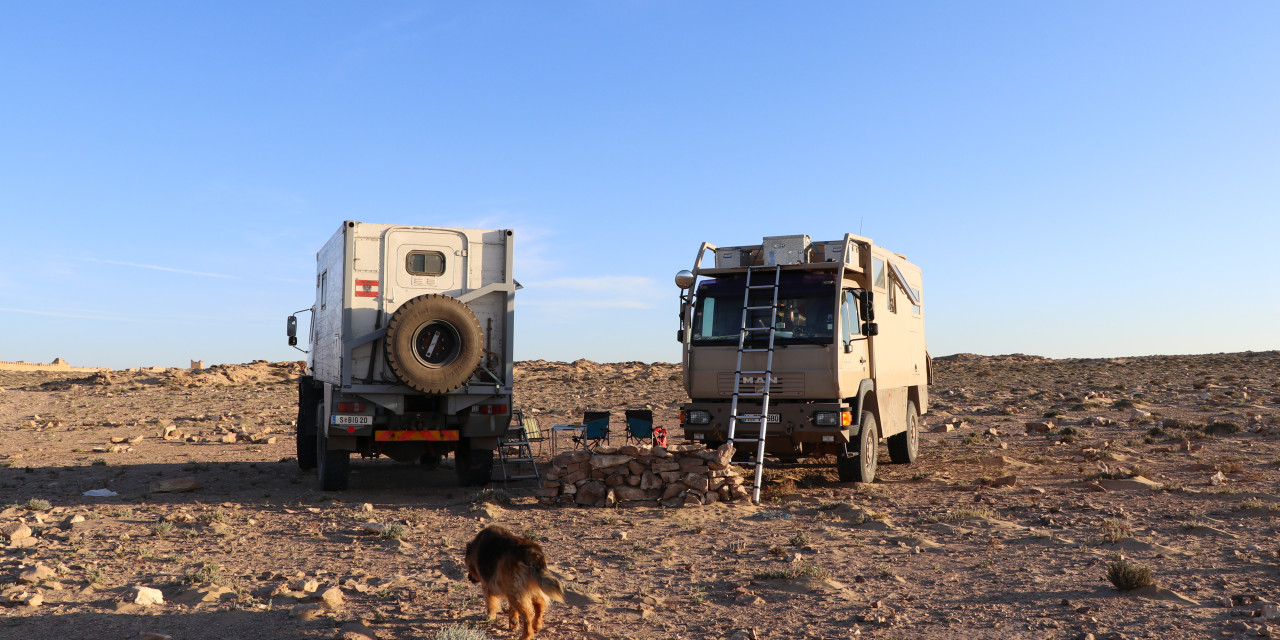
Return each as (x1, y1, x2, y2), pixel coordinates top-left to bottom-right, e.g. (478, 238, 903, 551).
(624, 409, 656, 446)
(572, 411, 611, 451)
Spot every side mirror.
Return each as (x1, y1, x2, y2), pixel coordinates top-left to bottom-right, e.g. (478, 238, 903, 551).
(287, 315, 298, 346)
(862, 322, 879, 337)
(676, 328, 685, 343)
(844, 341, 854, 354)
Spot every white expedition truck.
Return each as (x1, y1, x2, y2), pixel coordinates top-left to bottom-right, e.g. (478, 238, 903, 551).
(287, 221, 517, 491)
(675, 234, 930, 491)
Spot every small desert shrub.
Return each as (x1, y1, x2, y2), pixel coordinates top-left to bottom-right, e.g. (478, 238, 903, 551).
(24, 498, 52, 512)
(431, 626, 492, 640)
(92, 458, 109, 466)
(753, 562, 831, 581)
(1218, 460, 1245, 474)
(151, 521, 174, 537)
(197, 510, 228, 525)
(380, 523, 408, 541)
(924, 507, 994, 523)
(1204, 421, 1243, 436)
(788, 532, 811, 548)
(1106, 559, 1155, 590)
(181, 563, 225, 586)
(1100, 519, 1131, 544)
(469, 488, 512, 506)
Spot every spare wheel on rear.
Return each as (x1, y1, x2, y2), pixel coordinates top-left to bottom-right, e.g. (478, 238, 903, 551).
(384, 294, 484, 393)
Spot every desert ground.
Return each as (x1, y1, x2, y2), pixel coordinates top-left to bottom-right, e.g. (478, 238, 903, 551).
(2, 352, 1280, 640)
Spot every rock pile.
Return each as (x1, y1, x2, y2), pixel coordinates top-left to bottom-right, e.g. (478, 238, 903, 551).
(537, 443, 752, 507)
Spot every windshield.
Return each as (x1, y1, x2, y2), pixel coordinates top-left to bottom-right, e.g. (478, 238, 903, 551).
(690, 273, 837, 346)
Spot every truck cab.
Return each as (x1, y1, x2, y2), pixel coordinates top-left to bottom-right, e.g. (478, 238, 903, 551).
(676, 234, 930, 484)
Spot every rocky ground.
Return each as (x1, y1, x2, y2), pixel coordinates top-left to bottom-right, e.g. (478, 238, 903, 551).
(2, 352, 1280, 640)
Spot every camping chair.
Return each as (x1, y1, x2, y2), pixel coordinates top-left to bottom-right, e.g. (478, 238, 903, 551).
(572, 411, 610, 451)
(624, 409, 656, 446)
(511, 410, 546, 455)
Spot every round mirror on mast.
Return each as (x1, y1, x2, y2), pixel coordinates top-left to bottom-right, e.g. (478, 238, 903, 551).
(674, 270, 695, 289)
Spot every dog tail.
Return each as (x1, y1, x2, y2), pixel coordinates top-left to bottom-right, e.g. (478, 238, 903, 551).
(539, 570, 565, 603)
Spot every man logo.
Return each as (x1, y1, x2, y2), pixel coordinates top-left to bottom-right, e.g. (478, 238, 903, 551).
(741, 376, 779, 385)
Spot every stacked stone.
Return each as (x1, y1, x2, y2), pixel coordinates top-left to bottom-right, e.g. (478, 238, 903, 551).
(537, 443, 752, 507)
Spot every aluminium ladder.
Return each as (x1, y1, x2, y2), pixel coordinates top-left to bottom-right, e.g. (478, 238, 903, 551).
(726, 265, 782, 503)
(497, 426, 542, 489)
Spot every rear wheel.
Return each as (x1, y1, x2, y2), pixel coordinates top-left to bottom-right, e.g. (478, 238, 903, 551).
(888, 400, 920, 464)
(454, 440, 493, 487)
(316, 406, 350, 491)
(836, 411, 878, 483)
(296, 378, 318, 471)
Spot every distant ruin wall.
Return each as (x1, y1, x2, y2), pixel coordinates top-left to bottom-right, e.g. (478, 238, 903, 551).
(0, 358, 107, 372)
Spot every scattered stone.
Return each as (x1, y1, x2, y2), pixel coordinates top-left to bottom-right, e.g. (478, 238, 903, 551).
(1, 521, 33, 543)
(1025, 421, 1054, 434)
(338, 622, 380, 640)
(18, 563, 56, 584)
(131, 586, 165, 606)
(319, 586, 344, 610)
(139, 633, 173, 640)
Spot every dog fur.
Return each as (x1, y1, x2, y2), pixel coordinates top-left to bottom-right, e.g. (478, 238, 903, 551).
(465, 525, 565, 640)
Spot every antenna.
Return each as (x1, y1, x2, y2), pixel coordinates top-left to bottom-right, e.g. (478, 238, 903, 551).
(859, 217, 864, 236)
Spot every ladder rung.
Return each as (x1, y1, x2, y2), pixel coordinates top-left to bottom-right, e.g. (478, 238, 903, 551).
(741, 348, 773, 353)
(734, 392, 766, 398)
(742, 327, 772, 332)
(747, 284, 776, 289)
(503, 457, 536, 463)
(738, 370, 769, 375)
(503, 473, 541, 480)
(744, 305, 776, 311)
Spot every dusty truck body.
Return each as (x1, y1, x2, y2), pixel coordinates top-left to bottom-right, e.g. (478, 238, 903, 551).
(287, 221, 517, 490)
(675, 234, 930, 486)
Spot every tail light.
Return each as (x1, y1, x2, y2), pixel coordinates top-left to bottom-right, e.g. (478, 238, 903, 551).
(477, 404, 508, 415)
(336, 401, 366, 413)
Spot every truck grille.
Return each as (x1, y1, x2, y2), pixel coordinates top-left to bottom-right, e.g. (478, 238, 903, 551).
(717, 372, 805, 398)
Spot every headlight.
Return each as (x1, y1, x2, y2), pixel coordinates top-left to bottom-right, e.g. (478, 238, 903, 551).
(686, 410, 712, 425)
(814, 410, 853, 427)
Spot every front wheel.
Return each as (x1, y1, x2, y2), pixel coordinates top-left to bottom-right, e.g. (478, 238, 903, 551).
(835, 411, 878, 483)
(888, 400, 920, 464)
(296, 379, 318, 471)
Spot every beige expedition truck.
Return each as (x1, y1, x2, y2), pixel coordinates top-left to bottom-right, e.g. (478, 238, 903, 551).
(287, 221, 518, 491)
(675, 234, 930, 495)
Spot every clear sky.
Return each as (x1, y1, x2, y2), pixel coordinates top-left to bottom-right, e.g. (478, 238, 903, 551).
(2, 2, 1277, 369)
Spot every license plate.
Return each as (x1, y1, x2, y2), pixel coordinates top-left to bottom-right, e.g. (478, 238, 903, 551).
(332, 415, 372, 426)
(738, 414, 780, 423)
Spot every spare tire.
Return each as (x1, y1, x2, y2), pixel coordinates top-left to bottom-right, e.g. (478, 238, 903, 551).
(385, 294, 484, 393)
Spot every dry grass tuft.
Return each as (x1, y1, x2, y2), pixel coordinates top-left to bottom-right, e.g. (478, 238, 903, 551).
(1106, 559, 1155, 590)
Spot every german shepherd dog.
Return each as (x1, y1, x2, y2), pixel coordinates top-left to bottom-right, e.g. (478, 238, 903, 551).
(465, 525, 565, 640)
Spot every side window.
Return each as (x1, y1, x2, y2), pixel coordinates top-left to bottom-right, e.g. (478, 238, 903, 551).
(872, 257, 886, 290)
(910, 287, 922, 316)
(841, 291, 856, 342)
(406, 251, 445, 276)
(888, 282, 898, 314)
(320, 271, 327, 310)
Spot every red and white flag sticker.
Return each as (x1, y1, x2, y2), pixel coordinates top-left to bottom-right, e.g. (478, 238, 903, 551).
(355, 279, 379, 298)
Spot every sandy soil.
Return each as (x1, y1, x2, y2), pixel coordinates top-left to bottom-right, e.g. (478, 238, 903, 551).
(2, 352, 1280, 640)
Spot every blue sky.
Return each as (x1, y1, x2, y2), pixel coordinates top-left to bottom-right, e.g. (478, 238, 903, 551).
(2, 2, 1277, 369)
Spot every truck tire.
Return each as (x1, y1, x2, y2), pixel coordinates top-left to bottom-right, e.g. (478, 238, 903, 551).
(316, 417, 350, 491)
(385, 294, 484, 394)
(836, 412, 878, 483)
(296, 377, 318, 471)
(888, 400, 920, 464)
(454, 441, 493, 487)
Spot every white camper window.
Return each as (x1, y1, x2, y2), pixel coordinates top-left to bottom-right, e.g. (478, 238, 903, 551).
(320, 271, 327, 310)
(888, 282, 898, 314)
(406, 251, 445, 276)
(911, 287, 922, 316)
(872, 257, 886, 290)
